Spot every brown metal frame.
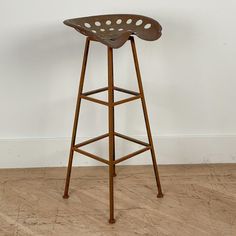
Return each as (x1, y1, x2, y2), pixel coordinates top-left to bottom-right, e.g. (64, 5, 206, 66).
(63, 36, 163, 223)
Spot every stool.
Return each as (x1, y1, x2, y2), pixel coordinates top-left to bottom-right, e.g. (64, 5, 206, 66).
(62, 14, 163, 224)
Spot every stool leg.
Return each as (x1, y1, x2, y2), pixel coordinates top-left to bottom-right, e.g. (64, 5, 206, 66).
(108, 47, 116, 223)
(63, 38, 90, 199)
(130, 37, 163, 198)
(111, 53, 116, 178)
(113, 103, 116, 177)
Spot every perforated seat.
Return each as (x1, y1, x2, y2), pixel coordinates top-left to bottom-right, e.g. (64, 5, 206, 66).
(64, 14, 162, 48)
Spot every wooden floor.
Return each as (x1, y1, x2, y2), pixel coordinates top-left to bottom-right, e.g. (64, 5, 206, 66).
(0, 164, 235, 236)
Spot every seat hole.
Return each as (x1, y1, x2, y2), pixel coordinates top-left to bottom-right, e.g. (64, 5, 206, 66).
(126, 19, 132, 24)
(136, 20, 143, 26)
(106, 20, 112, 25)
(100, 28, 105, 32)
(91, 30, 96, 33)
(118, 28, 124, 31)
(116, 19, 122, 24)
(84, 23, 91, 28)
(109, 28, 114, 31)
(144, 23, 152, 29)
(95, 21, 101, 26)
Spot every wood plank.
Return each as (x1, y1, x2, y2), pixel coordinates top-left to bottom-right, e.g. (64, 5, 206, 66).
(0, 164, 235, 235)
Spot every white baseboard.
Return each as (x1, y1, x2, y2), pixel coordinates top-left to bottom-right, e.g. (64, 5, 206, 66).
(0, 135, 235, 168)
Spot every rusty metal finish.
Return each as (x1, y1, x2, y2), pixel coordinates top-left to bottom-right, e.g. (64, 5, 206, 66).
(63, 38, 90, 199)
(74, 133, 109, 148)
(73, 147, 109, 165)
(130, 37, 163, 198)
(107, 47, 116, 224)
(114, 132, 149, 147)
(80, 94, 109, 106)
(63, 14, 163, 223)
(114, 146, 151, 165)
(82, 87, 108, 96)
(64, 14, 162, 48)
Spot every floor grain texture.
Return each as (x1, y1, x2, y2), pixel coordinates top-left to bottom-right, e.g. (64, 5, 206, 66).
(0, 164, 235, 236)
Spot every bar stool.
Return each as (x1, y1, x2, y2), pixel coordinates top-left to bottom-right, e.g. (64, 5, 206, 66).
(62, 14, 163, 223)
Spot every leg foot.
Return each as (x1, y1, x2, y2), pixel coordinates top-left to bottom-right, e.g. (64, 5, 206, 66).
(63, 194, 69, 199)
(109, 218, 116, 224)
(157, 192, 164, 198)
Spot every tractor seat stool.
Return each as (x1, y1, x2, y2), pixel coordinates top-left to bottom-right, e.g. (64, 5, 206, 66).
(62, 14, 163, 224)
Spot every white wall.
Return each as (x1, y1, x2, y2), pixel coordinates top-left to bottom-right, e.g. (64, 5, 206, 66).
(1, 0, 236, 168)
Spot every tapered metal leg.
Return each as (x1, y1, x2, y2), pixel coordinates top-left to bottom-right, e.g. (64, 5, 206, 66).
(63, 38, 90, 199)
(108, 47, 116, 223)
(130, 37, 163, 198)
(113, 104, 116, 177)
(111, 58, 116, 178)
